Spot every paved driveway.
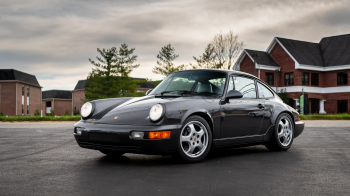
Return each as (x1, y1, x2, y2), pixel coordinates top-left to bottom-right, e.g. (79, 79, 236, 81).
(0, 122, 349, 196)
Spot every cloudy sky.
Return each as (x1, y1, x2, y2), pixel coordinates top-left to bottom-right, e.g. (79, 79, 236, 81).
(1, 0, 350, 90)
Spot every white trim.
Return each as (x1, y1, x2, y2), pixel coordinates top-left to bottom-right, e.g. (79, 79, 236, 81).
(266, 38, 299, 67)
(297, 64, 350, 71)
(282, 86, 350, 94)
(233, 50, 254, 71)
(256, 64, 281, 71)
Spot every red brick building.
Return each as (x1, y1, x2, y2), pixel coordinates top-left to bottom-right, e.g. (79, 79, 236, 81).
(0, 69, 42, 116)
(234, 34, 350, 114)
(42, 90, 72, 116)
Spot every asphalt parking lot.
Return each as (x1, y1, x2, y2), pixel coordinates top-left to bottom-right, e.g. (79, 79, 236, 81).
(0, 121, 350, 196)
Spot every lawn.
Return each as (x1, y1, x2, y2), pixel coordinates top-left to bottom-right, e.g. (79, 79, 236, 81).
(300, 113, 350, 120)
(0, 115, 81, 122)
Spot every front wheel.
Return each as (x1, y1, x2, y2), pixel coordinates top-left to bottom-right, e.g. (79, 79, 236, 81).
(265, 113, 294, 151)
(173, 115, 212, 163)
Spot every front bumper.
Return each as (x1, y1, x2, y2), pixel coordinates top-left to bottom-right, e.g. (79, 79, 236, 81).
(73, 121, 181, 155)
(294, 121, 305, 138)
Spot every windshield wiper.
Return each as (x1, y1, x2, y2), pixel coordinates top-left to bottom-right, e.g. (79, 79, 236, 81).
(160, 90, 191, 96)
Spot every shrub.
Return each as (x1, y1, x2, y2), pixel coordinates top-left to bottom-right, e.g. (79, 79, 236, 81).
(34, 109, 40, 116)
(49, 109, 55, 117)
(0, 111, 4, 116)
(73, 106, 80, 116)
(65, 110, 71, 116)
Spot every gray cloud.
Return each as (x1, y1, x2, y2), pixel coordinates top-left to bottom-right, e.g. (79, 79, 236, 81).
(1, 0, 350, 90)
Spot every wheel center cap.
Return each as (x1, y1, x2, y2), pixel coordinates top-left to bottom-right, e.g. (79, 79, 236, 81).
(194, 137, 197, 141)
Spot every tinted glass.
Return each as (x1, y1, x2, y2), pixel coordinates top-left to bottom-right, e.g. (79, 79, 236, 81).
(233, 76, 256, 98)
(257, 82, 274, 98)
(150, 70, 227, 96)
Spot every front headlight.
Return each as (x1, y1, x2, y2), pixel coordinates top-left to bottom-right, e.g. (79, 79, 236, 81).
(81, 102, 93, 118)
(149, 104, 164, 122)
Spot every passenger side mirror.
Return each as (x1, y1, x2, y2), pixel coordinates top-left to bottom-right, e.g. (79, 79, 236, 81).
(145, 89, 153, 96)
(225, 90, 243, 102)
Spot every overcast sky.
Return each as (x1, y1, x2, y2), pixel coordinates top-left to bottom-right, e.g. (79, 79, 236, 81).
(1, 0, 350, 90)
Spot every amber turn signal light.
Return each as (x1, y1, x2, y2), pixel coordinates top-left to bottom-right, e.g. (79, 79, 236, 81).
(148, 131, 171, 139)
(298, 116, 301, 121)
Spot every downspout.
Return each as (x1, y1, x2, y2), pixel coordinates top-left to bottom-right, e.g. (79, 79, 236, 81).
(254, 62, 256, 77)
(275, 69, 279, 92)
(41, 87, 43, 117)
(16, 81, 18, 115)
(72, 91, 74, 116)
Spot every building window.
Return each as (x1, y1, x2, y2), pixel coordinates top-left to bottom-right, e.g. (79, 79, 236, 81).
(311, 100, 319, 114)
(284, 73, 294, 86)
(301, 72, 309, 85)
(265, 72, 274, 86)
(27, 87, 30, 114)
(338, 100, 348, 113)
(22, 86, 24, 115)
(337, 72, 348, 85)
(311, 73, 319, 86)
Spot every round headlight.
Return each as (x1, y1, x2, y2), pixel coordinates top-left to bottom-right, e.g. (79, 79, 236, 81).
(149, 104, 164, 121)
(81, 102, 93, 118)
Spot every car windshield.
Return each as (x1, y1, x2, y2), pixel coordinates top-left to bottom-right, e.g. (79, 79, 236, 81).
(149, 70, 227, 97)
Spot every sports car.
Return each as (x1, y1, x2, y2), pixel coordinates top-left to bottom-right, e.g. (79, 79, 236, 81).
(74, 69, 304, 162)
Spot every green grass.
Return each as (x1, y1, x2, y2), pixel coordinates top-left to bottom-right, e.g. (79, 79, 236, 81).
(0, 115, 81, 122)
(300, 113, 350, 120)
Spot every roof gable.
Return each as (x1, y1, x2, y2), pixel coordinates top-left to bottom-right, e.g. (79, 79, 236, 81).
(276, 37, 324, 67)
(319, 34, 350, 66)
(74, 80, 87, 90)
(0, 69, 40, 86)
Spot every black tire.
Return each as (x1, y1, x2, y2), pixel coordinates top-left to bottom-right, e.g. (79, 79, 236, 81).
(265, 113, 294, 151)
(173, 115, 212, 163)
(99, 150, 125, 156)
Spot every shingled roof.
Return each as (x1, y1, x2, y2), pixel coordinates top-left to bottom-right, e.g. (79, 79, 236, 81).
(0, 69, 40, 86)
(42, 90, 72, 99)
(319, 34, 350, 67)
(245, 49, 280, 67)
(74, 80, 87, 90)
(276, 37, 324, 67)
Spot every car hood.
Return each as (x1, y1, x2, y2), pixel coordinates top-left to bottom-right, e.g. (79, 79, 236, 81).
(94, 95, 208, 125)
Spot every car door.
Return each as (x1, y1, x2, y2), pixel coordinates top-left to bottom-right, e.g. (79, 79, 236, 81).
(256, 81, 275, 135)
(220, 75, 265, 138)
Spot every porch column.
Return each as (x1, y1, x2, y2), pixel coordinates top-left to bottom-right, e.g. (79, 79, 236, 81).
(294, 99, 299, 108)
(319, 100, 326, 114)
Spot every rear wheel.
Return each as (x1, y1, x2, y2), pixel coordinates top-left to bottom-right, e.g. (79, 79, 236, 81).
(173, 115, 212, 163)
(99, 150, 125, 156)
(265, 113, 294, 151)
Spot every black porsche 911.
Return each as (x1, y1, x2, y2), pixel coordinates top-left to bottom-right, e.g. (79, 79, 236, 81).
(74, 69, 304, 162)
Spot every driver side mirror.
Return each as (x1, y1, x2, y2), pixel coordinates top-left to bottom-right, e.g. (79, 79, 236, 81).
(225, 90, 243, 102)
(145, 89, 153, 96)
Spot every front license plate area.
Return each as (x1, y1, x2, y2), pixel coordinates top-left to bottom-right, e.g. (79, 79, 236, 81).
(89, 132, 120, 143)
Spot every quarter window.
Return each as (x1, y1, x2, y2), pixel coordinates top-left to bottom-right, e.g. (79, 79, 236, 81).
(337, 72, 348, 85)
(311, 73, 319, 86)
(284, 73, 294, 85)
(265, 72, 274, 86)
(232, 76, 256, 99)
(257, 82, 274, 98)
(301, 72, 309, 85)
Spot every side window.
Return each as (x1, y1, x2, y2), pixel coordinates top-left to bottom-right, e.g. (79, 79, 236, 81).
(233, 76, 256, 98)
(227, 77, 234, 91)
(257, 82, 274, 98)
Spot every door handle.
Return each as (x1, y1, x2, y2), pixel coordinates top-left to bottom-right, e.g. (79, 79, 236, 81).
(258, 104, 265, 109)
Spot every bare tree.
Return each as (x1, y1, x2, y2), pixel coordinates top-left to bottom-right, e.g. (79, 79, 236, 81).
(194, 31, 244, 70)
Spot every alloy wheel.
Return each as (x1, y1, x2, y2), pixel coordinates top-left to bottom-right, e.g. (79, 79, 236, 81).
(277, 116, 293, 147)
(180, 121, 209, 158)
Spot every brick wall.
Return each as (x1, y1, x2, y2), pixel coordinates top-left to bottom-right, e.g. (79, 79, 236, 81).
(239, 55, 256, 77)
(72, 90, 85, 114)
(0, 83, 17, 116)
(53, 100, 73, 116)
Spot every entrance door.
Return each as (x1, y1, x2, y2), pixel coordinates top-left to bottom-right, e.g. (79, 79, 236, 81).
(220, 76, 264, 138)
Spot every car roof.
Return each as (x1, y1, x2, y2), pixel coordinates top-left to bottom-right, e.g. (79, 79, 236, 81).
(174, 69, 259, 79)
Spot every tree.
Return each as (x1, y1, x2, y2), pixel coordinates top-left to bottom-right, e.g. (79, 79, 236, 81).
(193, 31, 244, 70)
(84, 44, 140, 101)
(152, 44, 186, 77)
(193, 43, 215, 69)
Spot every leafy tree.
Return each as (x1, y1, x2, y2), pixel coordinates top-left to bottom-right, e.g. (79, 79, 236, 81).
(152, 44, 186, 77)
(278, 88, 289, 105)
(85, 44, 140, 101)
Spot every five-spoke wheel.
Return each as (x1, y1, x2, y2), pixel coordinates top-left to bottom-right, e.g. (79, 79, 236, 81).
(174, 115, 212, 162)
(265, 113, 294, 151)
